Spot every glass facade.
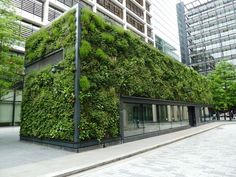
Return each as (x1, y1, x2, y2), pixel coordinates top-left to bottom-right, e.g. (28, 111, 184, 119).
(123, 102, 190, 137)
(177, 1, 189, 65)
(151, 0, 181, 61)
(155, 35, 179, 60)
(0, 91, 22, 126)
(199, 107, 214, 122)
(184, 0, 236, 74)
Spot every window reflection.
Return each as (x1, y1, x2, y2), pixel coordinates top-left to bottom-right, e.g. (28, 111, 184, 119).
(182, 106, 189, 126)
(123, 103, 143, 137)
(123, 102, 211, 138)
(158, 105, 171, 130)
(143, 104, 159, 133)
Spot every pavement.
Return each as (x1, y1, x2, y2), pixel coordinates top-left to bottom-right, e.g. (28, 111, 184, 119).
(0, 121, 234, 177)
(72, 123, 236, 177)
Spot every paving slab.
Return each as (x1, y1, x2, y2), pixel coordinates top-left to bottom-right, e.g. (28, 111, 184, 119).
(0, 122, 234, 177)
(70, 124, 236, 177)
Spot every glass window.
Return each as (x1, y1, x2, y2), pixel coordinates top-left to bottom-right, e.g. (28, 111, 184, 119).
(204, 107, 210, 121)
(97, 0, 123, 19)
(171, 106, 182, 128)
(126, 0, 144, 19)
(126, 13, 144, 32)
(143, 104, 159, 133)
(123, 102, 194, 138)
(158, 105, 171, 130)
(48, 6, 63, 22)
(12, 0, 43, 19)
(200, 107, 205, 122)
(123, 103, 144, 137)
(182, 106, 189, 126)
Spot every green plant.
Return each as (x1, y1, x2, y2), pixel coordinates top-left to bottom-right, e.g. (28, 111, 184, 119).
(21, 8, 213, 143)
(208, 61, 236, 111)
(79, 9, 212, 141)
(80, 76, 90, 91)
(101, 32, 115, 43)
(21, 10, 76, 142)
(0, 0, 24, 96)
(95, 48, 108, 60)
(80, 40, 92, 59)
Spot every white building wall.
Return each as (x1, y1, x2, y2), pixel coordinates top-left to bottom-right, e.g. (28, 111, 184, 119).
(12, 0, 154, 52)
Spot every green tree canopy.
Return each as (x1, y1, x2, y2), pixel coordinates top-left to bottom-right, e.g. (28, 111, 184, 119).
(0, 0, 24, 97)
(208, 61, 236, 111)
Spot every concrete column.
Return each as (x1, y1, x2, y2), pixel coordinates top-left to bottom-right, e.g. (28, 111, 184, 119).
(123, 108, 127, 127)
(185, 106, 189, 120)
(174, 106, 178, 121)
(144, 17, 147, 42)
(123, 11, 127, 29)
(123, 0, 127, 29)
(205, 107, 209, 116)
(93, 5, 97, 12)
(43, 0, 49, 25)
(152, 104, 157, 122)
(92, 0, 97, 12)
(167, 105, 171, 122)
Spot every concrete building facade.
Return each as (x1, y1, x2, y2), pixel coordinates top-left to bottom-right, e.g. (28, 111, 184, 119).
(11, 0, 154, 53)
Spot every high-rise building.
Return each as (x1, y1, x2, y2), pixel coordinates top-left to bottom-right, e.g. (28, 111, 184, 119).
(176, 1, 189, 65)
(150, 0, 181, 60)
(181, 0, 236, 74)
(11, 0, 154, 54)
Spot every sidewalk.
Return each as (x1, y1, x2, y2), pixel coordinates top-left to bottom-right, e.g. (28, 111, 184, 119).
(0, 122, 234, 177)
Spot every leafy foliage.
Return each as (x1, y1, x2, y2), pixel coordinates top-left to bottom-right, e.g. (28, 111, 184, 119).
(208, 61, 236, 111)
(0, 0, 24, 97)
(79, 9, 212, 141)
(20, 10, 76, 141)
(22, 8, 213, 142)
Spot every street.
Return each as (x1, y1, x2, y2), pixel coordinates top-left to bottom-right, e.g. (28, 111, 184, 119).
(72, 124, 236, 177)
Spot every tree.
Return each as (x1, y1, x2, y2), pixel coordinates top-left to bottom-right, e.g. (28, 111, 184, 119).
(0, 0, 24, 97)
(208, 61, 236, 112)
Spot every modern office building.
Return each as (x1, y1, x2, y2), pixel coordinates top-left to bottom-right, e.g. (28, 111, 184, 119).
(150, 0, 181, 60)
(11, 0, 154, 52)
(176, 1, 189, 64)
(181, 0, 236, 74)
(19, 7, 214, 149)
(1, 0, 154, 126)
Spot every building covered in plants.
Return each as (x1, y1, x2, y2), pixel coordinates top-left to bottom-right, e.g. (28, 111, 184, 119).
(21, 5, 213, 150)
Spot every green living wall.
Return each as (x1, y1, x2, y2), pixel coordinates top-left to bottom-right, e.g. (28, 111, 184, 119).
(79, 9, 212, 141)
(21, 8, 212, 143)
(21, 10, 76, 141)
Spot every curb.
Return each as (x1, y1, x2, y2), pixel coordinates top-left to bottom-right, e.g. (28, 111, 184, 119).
(50, 123, 233, 177)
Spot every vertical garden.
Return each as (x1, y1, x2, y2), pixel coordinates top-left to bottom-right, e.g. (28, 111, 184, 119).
(20, 6, 212, 145)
